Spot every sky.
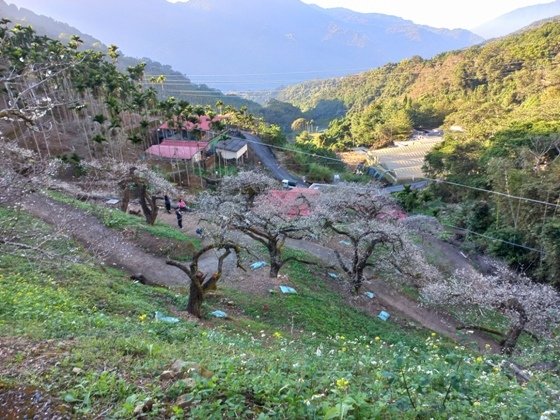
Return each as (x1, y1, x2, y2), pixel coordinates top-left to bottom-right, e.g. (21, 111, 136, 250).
(303, 0, 552, 29)
(168, 0, 553, 29)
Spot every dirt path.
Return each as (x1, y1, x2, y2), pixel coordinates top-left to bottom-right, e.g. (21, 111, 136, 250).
(285, 238, 499, 352)
(18, 193, 498, 351)
(20, 193, 191, 287)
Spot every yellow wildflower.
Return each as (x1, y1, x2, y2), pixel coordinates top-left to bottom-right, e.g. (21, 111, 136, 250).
(374, 336, 381, 342)
(273, 331, 283, 339)
(336, 378, 349, 390)
(138, 314, 147, 322)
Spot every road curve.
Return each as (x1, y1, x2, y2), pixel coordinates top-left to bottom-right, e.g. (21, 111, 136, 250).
(242, 131, 302, 185)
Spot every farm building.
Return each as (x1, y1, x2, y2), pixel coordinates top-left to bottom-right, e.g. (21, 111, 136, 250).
(215, 137, 248, 163)
(145, 139, 209, 162)
(157, 115, 225, 141)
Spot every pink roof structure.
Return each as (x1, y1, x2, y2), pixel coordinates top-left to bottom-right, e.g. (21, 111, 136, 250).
(266, 188, 320, 217)
(145, 140, 208, 160)
(158, 115, 225, 132)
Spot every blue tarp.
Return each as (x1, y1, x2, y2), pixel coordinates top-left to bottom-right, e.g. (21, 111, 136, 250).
(378, 311, 390, 321)
(365, 291, 375, 299)
(250, 261, 267, 270)
(211, 310, 228, 318)
(279, 285, 297, 294)
(155, 311, 180, 323)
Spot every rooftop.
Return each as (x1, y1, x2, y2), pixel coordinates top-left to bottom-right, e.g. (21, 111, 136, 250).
(145, 140, 208, 160)
(215, 137, 247, 152)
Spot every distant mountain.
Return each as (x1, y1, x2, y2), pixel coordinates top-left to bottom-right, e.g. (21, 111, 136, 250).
(276, 20, 560, 138)
(0, 0, 261, 110)
(5, 0, 483, 91)
(474, 0, 560, 39)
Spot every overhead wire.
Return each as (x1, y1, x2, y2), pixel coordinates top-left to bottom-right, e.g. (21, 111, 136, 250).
(441, 224, 545, 254)
(142, 59, 560, 88)
(233, 135, 557, 254)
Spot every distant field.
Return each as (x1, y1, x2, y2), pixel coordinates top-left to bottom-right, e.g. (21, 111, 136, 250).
(366, 137, 443, 182)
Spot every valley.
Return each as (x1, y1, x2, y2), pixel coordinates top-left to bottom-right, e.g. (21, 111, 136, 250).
(1, 1, 560, 418)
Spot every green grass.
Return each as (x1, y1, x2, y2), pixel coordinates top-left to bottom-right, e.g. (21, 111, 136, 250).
(47, 190, 201, 247)
(1, 206, 559, 418)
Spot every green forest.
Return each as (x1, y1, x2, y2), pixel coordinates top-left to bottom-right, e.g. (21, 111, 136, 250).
(275, 21, 560, 285)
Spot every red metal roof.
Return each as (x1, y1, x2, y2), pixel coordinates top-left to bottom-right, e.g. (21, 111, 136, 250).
(145, 140, 208, 160)
(266, 188, 320, 217)
(158, 115, 225, 132)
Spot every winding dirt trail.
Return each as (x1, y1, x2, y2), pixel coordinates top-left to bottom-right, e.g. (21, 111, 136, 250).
(285, 239, 499, 352)
(20, 193, 190, 287)
(19, 192, 498, 352)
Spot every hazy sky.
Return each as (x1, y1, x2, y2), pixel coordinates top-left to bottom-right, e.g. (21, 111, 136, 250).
(301, 0, 552, 29)
(167, 0, 552, 29)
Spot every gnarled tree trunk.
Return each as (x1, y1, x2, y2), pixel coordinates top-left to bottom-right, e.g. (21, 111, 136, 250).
(501, 298, 528, 356)
(186, 272, 205, 318)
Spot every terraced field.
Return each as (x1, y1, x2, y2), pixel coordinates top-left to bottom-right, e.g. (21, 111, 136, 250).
(366, 136, 443, 182)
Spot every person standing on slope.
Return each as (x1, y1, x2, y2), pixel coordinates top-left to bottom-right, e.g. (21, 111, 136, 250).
(175, 207, 183, 229)
(164, 194, 172, 214)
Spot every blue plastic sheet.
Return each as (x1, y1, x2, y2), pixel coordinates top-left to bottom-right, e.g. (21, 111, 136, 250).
(279, 285, 297, 294)
(154, 311, 180, 323)
(365, 291, 375, 299)
(250, 261, 267, 270)
(378, 311, 390, 321)
(211, 310, 228, 318)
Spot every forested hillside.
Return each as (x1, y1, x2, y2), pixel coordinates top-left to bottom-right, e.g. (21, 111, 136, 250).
(277, 21, 560, 284)
(278, 20, 560, 148)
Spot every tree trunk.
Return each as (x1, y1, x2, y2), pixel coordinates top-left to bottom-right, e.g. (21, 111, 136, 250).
(500, 299, 528, 356)
(187, 279, 204, 318)
(138, 185, 158, 225)
(121, 187, 131, 212)
(269, 245, 283, 278)
(352, 269, 365, 294)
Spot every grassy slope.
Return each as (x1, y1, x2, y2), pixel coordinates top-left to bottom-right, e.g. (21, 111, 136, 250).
(1, 207, 559, 418)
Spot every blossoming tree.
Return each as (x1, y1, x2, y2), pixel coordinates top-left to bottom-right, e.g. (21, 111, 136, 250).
(421, 264, 560, 355)
(316, 183, 439, 293)
(202, 171, 320, 278)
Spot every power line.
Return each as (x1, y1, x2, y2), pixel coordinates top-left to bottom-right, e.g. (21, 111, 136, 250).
(145, 67, 375, 78)
(442, 223, 544, 254)
(141, 59, 560, 93)
(213, 131, 550, 254)
(143, 59, 560, 82)
(420, 177, 560, 209)
(239, 135, 560, 210)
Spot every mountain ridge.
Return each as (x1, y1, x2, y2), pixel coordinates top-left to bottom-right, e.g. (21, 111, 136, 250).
(0, 0, 261, 110)
(5, 0, 483, 91)
(474, 0, 560, 38)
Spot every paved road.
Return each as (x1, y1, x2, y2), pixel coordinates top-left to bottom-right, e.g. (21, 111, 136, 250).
(242, 132, 303, 185)
(383, 181, 428, 193)
(242, 131, 429, 193)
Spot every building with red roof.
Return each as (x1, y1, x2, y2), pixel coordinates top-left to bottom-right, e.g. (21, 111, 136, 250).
(266, 188, 320, 217)
(145, 139, 209, 162)
(157, 115, 225, 141)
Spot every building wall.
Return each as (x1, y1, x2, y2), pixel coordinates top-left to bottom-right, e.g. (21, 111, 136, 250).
(217, 144, 247, 160)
